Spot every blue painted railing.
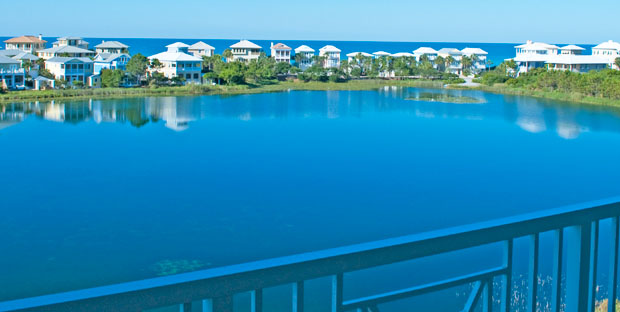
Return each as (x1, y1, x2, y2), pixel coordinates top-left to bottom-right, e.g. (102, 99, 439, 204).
(2, 197, 620, 312)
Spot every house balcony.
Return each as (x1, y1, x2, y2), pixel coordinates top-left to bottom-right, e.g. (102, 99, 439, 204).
(0, 68, 25, 75)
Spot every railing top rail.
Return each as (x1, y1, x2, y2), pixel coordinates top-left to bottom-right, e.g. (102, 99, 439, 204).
(3, 196, 620, 312)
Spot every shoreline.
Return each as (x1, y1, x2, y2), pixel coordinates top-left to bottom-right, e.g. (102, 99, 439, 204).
(2, 80, 620, 108)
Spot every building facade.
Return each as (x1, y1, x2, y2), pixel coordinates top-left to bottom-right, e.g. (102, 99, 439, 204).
(188, 42, 215, 58)
(44, 57, 94, 85)
(592, 40, 620, 70)
(95, 41, 129, 54)
(461, 48, 488, 73)
(294, 45, 315, 70)
(270, 43, 291, 63)
(512, 41, 560, 74)
(38, 36, 95, 60)
(437, 48, 463, 75)
(93, 53, 131, 75)
(229, 40, 262, 62)
(0, 55, 26, 90)
(148, 42, 203, 84)
(4, 35, 47, 53)
(319, 45, 341, 68)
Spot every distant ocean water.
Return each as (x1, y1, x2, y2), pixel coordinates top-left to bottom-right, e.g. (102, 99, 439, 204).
(0, 37, 597, 67)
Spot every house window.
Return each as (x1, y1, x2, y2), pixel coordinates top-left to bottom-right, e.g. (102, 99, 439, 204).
(186, 74, 191, 79)
(193, 73, 198, 79)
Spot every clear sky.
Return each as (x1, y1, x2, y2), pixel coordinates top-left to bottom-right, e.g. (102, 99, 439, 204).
(3, 0, 619, 44)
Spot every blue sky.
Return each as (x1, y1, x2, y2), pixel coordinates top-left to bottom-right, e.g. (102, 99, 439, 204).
(3, 0, 619, 44)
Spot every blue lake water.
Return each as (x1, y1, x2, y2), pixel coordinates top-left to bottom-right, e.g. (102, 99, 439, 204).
(0, 36, 598, 67)
(2, 88, 620, 308)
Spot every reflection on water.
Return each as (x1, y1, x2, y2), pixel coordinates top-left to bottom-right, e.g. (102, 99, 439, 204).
(3, 88, 620, 140)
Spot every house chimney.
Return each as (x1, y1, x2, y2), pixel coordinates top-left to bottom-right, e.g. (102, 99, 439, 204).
(39, 34, 42, 40)
(271, 42, 274, 48)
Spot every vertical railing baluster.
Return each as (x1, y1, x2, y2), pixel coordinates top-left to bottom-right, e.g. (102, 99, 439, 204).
(528, 233, 540, 312)
(610, 217, 619, 312)
(501, 239, 513, 312)
(251, 289, 263, 312)
(212, 296, 234, 312)
(332, 274, 343, 312)
(293, 281, 304, 312)
(483, 278, 493, 312)
(552, 228, 564, 312)
(588, 221, 600, 312)
(202, 299, 213, 312)
(180, 302, 191, 312)
(565, 223, 592, 312)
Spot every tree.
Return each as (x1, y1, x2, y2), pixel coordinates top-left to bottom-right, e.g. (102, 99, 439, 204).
(126, 53, 149, 85)
(150, 58, 163, 70)
(223, 49, 233, 62)
(72, 80, 84, 88)
(101, 69, 124, 88)
(434, 56, 445, 72)
(615, 57, 620, 70)
(294, 53, 304, 68)
(461, 55, 473, 76)
(444, 56, 455, 73)
(219, 61, 246, 84)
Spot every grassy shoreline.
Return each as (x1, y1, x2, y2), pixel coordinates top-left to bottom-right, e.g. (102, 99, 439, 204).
(3, 79, 620, 108)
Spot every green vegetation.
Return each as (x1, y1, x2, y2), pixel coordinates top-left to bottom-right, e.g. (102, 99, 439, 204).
(406, 92, 484, 104)
(596, 299, 620, 312)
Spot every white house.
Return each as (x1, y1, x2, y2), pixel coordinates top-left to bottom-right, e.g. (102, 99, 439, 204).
(188, 42, 215, 58)
(372, 51, 392, 58)
(95, 41, 129, 54)
(229, 40, 262, 62)
(461, 48, 488, 73)
(592, 40, 620, 69)
(413, 47, 438, 62)
(4, 35, 47, 53)
(512, 40, 560, 74)
(0, 55, 25, 90)
(93, 53, 131, 75)
(53, 37, 90, 49)
(546, 45, 608, 73)
(270, 43, 292, 63)
(148, 42, 203, 84)
(294, 45, 315, 70)
(44, 57, 94, 85)
(319, 45, 341, 68)
(437, 48, 463, 75)
(346, 52, 373, 62)
(391, 52, 415, 58)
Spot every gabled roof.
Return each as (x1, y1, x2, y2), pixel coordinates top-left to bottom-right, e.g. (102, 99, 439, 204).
(57, 36, 84, 41)
(319, 45, 341, 53)
(94, 53, 130, 63)
(4, 35, 47, 44)
(461, 47, 488, 55)
(230, 40, 262, 49)
(413, 47, 438, 54)
(271, 43, 291, 50)
(437, 48, 462, 55)
(39, 45, 94, 54)
(45, 56, 94, 63)
(372, 51, 391, 56)
(515, 41, 560, 50)
(0, 49, 23, 57)
(12, 52, 39, 61)
(593, 40, 620, 50)
(34, 76, 54, 82)
(391, 52, 415, 57)
(560, 45, 585, 51)
(166, 42, 190, 48)
(294, 45, 315, 53)
(95, 41, 129, 49)
(0, 55, 20, 65)
(148, 51, 202, 62)
(346, 52, 373, 57)
(189, 41, 215, 50)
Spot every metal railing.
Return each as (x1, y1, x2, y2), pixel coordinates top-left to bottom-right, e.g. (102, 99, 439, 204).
(2, 197, 620, 312)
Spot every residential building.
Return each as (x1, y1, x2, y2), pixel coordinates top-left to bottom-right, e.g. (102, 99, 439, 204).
(512, 40, 560, 74)
(0, 55, 25, 90)
(38, 37, 95, 60)
(95, 41, 129, 54)
(560, 45, 585, 55)
(319, 45, 341, 68)
(229, 40, 262, 62)
(147, 42, 203, 84)
(45, 57, 94, 85)
(34, 76, 55, 90)
(372, 51, 392, 58)
(461, 48, 488, 73)
(93, 53, 131, 75)
(270, 43, 292, 63)
(592, 40, 620, 69)
(413, 47, 438, 62)
(346, 52, 373, 62)
(188, 42, 215, 58)
(4, 35, 47, 53)
(391, 52, 415, 58)
(53, 37, 90, 49)
(437, 48, 463, 75)
(547, 45, 608, 73)
(294, 45, 315, 70)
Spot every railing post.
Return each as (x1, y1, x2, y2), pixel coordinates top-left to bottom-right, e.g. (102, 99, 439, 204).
(211, 296, 233, 312)
(202, 299, 213, 312)
(332, 274, 343, 312)
(589, 221, 599, 312)
(251, 289, 263, 312)
(565, 223, 592, 312)
(180, 302, 191, 312)
(527, 233, 539, 312)
(610, 217, 619, 312)
(483, 278, 493, 312)
(501, 239, 513, 312)
(293, 281, 304, 312)
(551, 229, 564, 312)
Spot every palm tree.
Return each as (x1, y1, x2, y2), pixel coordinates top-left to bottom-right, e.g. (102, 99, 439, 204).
(615, 57, 620, 70)
(434, 56, 445, 71)
(223, 49, 233, 62)
(445, 56, 455, 73)
(294, 53, 304, 68)
(461, 55, 472, 74)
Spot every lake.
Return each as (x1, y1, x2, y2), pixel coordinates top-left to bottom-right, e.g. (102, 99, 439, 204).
(2, 88, 620, 309)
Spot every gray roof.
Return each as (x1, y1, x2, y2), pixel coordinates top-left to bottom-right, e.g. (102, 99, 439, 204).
(0, 49, 23, 57)
(95, 41, 129, 49)
(57, 36, 84, 40)
(94, 53, 130, 63)
(13, 52, 39, 61)
(35, 76, 54, 81)
(46, 57, 94, 63)
(0, 55, 20, 64)
(437, 48, 462, 55)
(189, 41, 215, 50)
(39, 45, 94, 54)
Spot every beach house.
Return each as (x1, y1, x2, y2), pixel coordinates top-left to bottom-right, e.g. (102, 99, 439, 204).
(270, 43, 292, 63)
(461, 48, 488, 73)
(437, 48, 463, 75)
(44, 57, 94, 85)
(37, 36, 95, 60)
(93, 53, 131, 75)
(229, 40, 262, 62)
(346, 52, 373, 62)
(188, 42, 215, 58)
(148, 42, 203, 84)
(592, 40, 620, 69)
(0, 55, 25, 90)
(546, 45, 608, 73)
(95, 41, 129, 54)
(4, 35, 47, 54)
(512, 40, 560, 74)
(294, 45, 315, 70)
(319, 45, 341, 68)
(413, 47, 438, 63)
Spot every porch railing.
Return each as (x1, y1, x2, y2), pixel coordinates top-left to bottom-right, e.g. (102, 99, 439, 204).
(2, 196, 620, 312)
